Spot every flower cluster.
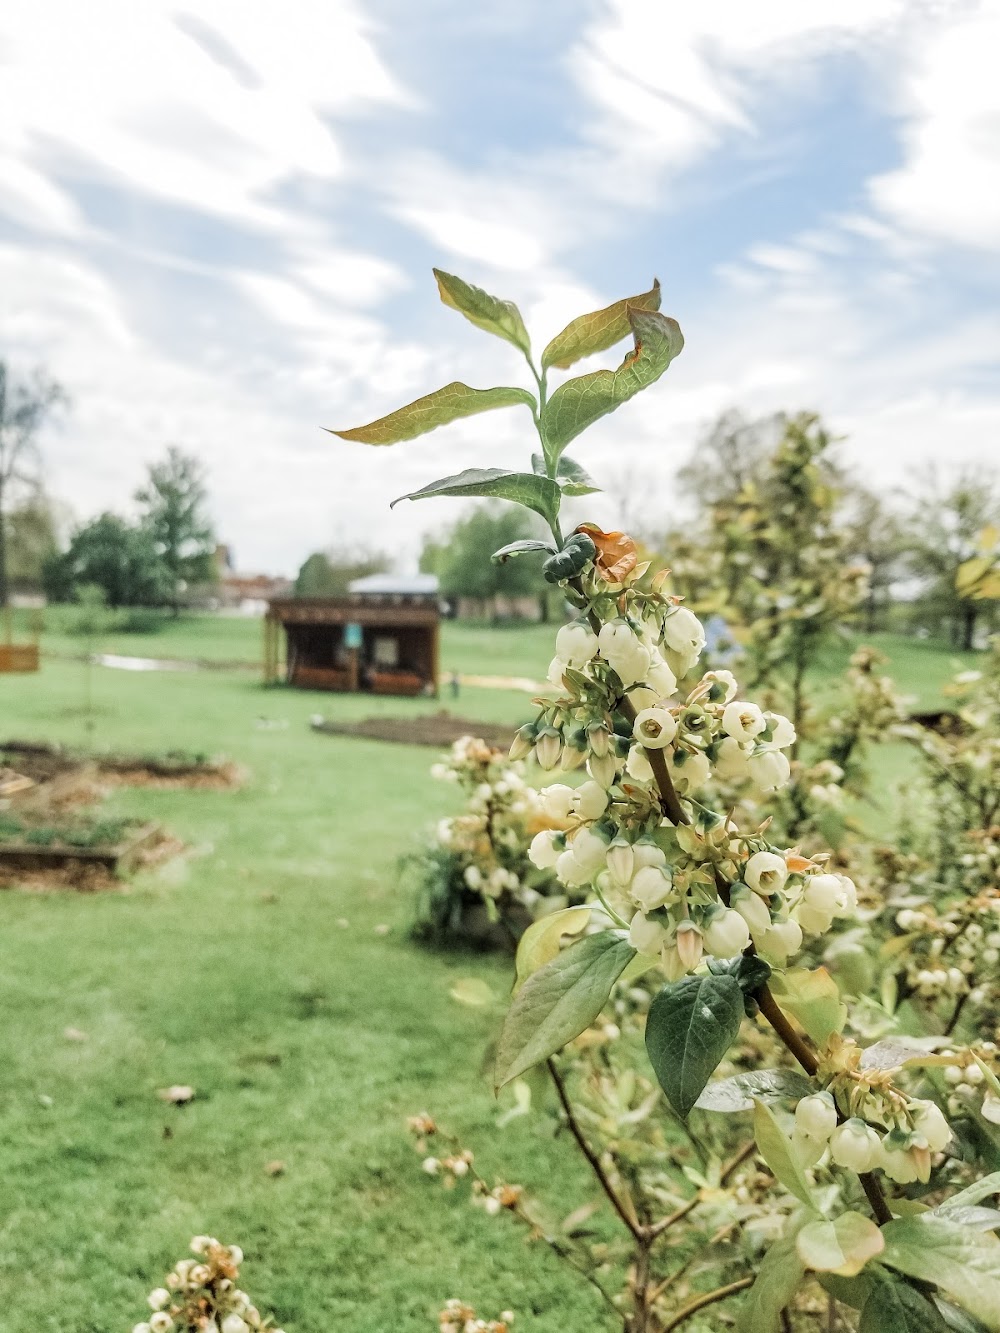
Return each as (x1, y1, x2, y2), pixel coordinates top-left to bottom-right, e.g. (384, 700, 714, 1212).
(407, 1113, 524, 1217)
(514, 587, 862, 976)
(430, 736, 561, 911)
(786, 1037, 956, 1186)
(132, 1238, 283, 1333)
(438, 1299, 514, 1333)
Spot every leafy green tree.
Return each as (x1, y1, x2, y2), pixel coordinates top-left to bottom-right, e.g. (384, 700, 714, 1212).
(421, 504, 551, 619)
(903, 465, 1000, 649)
(5, 493, 60, 593)
(45, 513, 171, 608)
(293, 545, 389, 596)
(134, 446, 215, 612)
(0, 361, 66, 606)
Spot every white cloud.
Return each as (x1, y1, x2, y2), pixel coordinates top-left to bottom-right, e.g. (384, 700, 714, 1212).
(0, 1, 407, 234)
(870, 4, 1000, 251)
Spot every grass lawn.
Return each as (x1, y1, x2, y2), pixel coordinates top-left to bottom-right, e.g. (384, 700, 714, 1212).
(0, 616, 979, 1329)
(0, 659, 604, 1332)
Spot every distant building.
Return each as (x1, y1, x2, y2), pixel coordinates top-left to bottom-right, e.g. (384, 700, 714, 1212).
(213, 544, 291, 614)
(265, 575, 440, 696)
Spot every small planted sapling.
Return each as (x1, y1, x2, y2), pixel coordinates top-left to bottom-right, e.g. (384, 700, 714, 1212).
(336, 269, 1000, 1332)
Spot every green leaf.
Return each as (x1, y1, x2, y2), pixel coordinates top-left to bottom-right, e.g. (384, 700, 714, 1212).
(860, 1277, 952, 1332)
(860, 1038, 955, 1073)
(541, 279, 661, 370)
(540, 308, 684, 463)
(495, 931, 635, 1090)
(881, 1216, 1000, 1331)
(391, 468, 562, 525)
(753, 1099, 817, 1211)
(331, 382, 535, 445)
(695, 1068, 815, 1114)
(449, 977, 495, 1007)
(491, 539, 555, 565)
(737, 1238, 804, 1333)
(768, 968, 847, 1046)
(433, 268, 531, 355)
(936, 1174, 1000, 1215)
(820, 1272, 875, 1311)
(645, 972, 744, 1119)
(514, 906, 592, 989)
(708, 954, 772, 1012)
(797, 1212, 885, 1277)
(556, 455, 601, 496)
(933, 1298, 994, 1332)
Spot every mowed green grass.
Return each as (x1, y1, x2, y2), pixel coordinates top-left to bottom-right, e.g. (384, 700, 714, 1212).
(0, 658, 604, 1332)
(0, 615, 976, 1330)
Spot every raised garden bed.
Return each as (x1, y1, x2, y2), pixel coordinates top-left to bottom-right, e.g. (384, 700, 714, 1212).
(0, 740, 242, 790)
(0, 805, 168, 890)
(310, 711, 515, 749)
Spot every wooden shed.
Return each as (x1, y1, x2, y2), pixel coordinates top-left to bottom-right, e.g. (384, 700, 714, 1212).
(264, 576, 440, 697)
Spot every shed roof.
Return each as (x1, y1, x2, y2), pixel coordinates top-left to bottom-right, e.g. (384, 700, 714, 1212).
(348, 573, 439, 595)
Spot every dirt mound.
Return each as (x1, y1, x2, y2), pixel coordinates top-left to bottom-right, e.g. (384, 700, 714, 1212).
(310, 711, 515, 749)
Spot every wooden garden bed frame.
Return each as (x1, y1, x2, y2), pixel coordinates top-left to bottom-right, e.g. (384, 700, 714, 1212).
(0, 821, 160, 876)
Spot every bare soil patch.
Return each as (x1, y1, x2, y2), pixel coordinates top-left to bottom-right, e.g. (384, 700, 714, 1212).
(310, 711, 515, 749)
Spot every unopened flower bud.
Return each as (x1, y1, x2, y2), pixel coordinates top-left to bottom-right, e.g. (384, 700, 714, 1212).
(703, 908, 751, 958)
(509, 725, 536, 760)
(661, 606, 705, 658)
(629, 912, 668, 954)
(534, 730, 562, 770)
(757, 918, 803, 965)
(148, 1290, 171, 1312)
(606, 841, 635, 886)
(574, 780, 609, 821)
(731, 885, 772, 936)
(540, 784, 575, 821)
(630, 865, 672, 911)
(675, 922, 703, 971)
(747, 748, 791, 792)
(766, 712, 796, 749)
(910, 1100, 951, 1152)
(587, 751, 618, 788)
(625, 745, 654, 782)
(529, 830, 561, 869)
(221, 1317, 249, 1333)
(556, 621, 598, 667)
(587, 723, 613, 758)
(795, 1092, 837, 1141)
(829, 1118, 881, 1173)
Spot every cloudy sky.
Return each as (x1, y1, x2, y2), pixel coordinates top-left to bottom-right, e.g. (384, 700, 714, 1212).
(1, 1, 998, 575)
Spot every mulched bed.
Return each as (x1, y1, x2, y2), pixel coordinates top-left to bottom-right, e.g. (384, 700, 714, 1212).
(0, 740, 242, 790)
(310, 711, 515, 749)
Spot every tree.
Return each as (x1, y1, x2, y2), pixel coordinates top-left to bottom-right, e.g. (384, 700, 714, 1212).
(420, 504, 550, 619)
(134, 446, 215, 612)
(841, 483, 905, 635)
(5, 493, 60, 594)
(293, 545, 389, 597)
(677, 408, 786, 511)
(45, 513, 171, 608)
(0, 361, 66, 606)
(902, 465, 1000, 649)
